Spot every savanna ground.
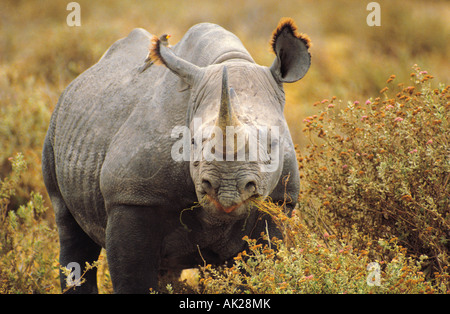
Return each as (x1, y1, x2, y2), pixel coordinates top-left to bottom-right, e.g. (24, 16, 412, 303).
(0, 0, 449, 293)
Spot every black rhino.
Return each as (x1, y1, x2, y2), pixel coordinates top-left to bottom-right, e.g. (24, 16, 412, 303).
(42, 17, 311, 293)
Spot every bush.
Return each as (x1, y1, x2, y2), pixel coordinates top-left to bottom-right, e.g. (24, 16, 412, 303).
(298, 65, 449, 272)
(0, 153, 59, 293)
(0, 74, 53, 209)
(199, 199, 449, 294)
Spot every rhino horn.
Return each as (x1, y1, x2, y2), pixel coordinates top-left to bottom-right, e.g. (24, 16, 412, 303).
(217, 66, 241, 132)
(216, 66, 245, 156)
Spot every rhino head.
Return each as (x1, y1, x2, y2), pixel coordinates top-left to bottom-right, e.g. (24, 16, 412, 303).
(152, 18, 311, 222)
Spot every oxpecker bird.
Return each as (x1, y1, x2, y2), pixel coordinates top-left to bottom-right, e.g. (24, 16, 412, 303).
(139, 34, 171, 73)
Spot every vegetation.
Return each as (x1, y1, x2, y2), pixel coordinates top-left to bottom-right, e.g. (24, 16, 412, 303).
(0, 0, 448, 293)
(298, 66, 449, 273)
(0, 153, 59, 293)
(199, 200, 449, 294)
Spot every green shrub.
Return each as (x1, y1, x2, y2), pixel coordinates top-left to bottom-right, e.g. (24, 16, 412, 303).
(0, 153, 59, 293)
(298, 65, 449, 272)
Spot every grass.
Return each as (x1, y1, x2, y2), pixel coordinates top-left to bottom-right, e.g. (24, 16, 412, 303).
(0, 0, 449, 293)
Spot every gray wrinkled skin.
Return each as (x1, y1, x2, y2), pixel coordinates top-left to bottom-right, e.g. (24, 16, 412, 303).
(42, 23, 309, 293)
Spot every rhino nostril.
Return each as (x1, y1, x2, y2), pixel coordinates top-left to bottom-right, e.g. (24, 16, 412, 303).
(202, 179, 213, 193)
(244, 181, 256, 193)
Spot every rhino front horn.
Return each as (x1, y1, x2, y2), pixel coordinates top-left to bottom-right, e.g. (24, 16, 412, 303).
(217, 66, 240, 131)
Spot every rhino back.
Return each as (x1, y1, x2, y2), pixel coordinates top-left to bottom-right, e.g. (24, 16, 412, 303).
(174, 23, 255, 66)
(50, 28, 158, 242)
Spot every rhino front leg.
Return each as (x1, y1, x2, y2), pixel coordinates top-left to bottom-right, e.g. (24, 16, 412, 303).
(105, 205, 163, 293)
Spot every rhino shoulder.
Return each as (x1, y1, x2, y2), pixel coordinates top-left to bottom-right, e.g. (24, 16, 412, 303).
(99, 28, 152, 63)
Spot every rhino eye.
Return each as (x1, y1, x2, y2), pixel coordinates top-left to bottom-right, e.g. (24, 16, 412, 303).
(191, 138, 195, 145)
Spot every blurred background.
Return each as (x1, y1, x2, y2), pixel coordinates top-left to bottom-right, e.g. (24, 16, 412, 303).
(0, 0, 449, 206)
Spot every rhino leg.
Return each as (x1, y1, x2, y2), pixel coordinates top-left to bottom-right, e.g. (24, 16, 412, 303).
(105, 205, 163, 294)
(55, 199, 102, 294)
(42, 137, 101, 293)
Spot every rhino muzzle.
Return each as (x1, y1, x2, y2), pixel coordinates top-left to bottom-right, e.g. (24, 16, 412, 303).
(200, 174, 258, 215)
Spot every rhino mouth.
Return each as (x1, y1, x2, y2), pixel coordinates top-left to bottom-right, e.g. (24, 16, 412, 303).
(205, 194, 254, 214)
(198, 192, 260, 220)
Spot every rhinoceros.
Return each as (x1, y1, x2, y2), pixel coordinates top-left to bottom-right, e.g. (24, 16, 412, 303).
(42, 18, 311, 293)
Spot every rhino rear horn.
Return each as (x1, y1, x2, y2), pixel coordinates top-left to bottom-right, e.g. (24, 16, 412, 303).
(147, 35, 204, 87)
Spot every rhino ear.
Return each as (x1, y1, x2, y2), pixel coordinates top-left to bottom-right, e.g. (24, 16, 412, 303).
(269, 18, 311, 83)
(147, 35, 204, 87)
